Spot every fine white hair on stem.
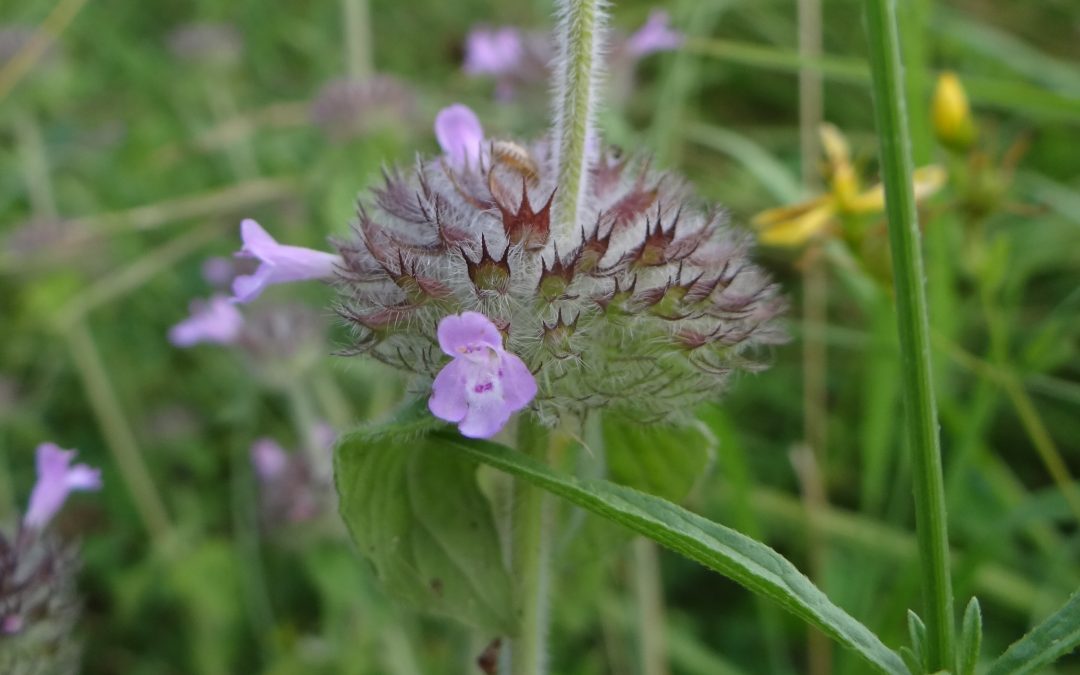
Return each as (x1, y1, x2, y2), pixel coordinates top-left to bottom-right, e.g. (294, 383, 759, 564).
(550, 0, 609, 249)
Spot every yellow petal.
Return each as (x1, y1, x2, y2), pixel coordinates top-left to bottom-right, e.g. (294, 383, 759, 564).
(756, 202, 835, 247)
(846, 165, 947, 214)
(932, 72, 977, 152)
(752, 195, 831, 228)
(819, 123, 852, 169)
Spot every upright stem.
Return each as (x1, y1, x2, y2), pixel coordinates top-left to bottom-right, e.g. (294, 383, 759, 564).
(797, 0, 831, 670)
(509, 417, 552, 675)
(633, 538, 670, 675)
(551, 0, 607, 242)
(863, 0, 955, 668)
(66, 320, 173, 541)
(342, 0, 374, 80)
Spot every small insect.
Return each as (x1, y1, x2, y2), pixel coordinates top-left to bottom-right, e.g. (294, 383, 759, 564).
(491, 140, 540, 185)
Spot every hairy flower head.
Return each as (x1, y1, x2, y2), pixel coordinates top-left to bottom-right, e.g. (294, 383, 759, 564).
(333, 104, 784, 426)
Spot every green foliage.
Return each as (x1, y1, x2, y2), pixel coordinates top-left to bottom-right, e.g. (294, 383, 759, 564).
(437, 432, 909, 675)
(602, 415, 714, 503)
(987, 589, 1080, 675)
(957, 597, 983, 675)
(334, 416, 516, 635)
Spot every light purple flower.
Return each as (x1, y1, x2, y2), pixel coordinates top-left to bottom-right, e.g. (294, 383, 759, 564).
(626, 10, 684, 58)
(169, 294, 245, 347)
(201, 256, 235, 286)
(463, 27, 524, 76)
(24, 443, 102, 530)
(250, 438, 289, 481)
(429, 312, 537, 439)
(435, 104, 485, 171)
(232, 219, 342, 303)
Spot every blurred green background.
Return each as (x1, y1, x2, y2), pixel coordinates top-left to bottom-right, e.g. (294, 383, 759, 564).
(1, 0, 1078, 673)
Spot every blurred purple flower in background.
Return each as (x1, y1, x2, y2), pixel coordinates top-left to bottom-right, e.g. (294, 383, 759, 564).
(250, 433, 333, 525)
(168, 294, 245, 347)
(464, 27, 524, 76)
(435, 104, 486, 171)
(429, 312, 537, 439)
(23, 444, 102, 530)
(232, 219, 342, 303)
(625, 10, 683, 58)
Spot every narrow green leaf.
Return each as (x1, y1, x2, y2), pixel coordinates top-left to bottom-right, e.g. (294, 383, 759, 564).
(603, 416, 714, 503)
(900, 646, 925, 675)
(987, 589, 1080, 675)
(957, 597, 982, 675)
(908, 610, 928, 669)
(439, 433, 908, 675)
(334, 419, 516, 634)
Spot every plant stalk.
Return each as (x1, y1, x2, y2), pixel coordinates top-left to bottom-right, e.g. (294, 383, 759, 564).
(551, 0, 607, 242)
(633, 537, 671, 675)
(862, 0, 955, 668)
(509, 417, 552, 675)
(342, 0, 374, 80)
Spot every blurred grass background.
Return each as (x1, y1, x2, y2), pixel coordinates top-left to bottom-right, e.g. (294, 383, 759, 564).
(1, 0, 1078, 673)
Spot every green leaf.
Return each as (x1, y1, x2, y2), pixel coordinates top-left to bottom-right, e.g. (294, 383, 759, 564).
(987, 588, 1080, 675)
(333, 411, 516, 634)
(908, 610, 928, 670)
(439, 433, 908, 675)
(603, 416, 714, 503)
(957, 597, 982, 675)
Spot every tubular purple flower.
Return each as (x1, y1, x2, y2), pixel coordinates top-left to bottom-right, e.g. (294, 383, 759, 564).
(464, 27, 524, 76)
(24, 443, 102, 530)
(429, 312, 537, 439)
(169, 294, 245, 347)
(232, 219, 342, 303)
(626, 10, 683, 58)
(435, 104, 485, 171)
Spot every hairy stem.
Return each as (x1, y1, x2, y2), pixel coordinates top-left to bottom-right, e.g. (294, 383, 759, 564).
(863, 0, 955, 667)
(551, 0, 607, 243)
(509, 417, 552, 675)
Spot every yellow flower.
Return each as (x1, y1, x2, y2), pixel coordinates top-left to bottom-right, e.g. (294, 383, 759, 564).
(932, 71, 977, 152)
(753, 124, 946, 247)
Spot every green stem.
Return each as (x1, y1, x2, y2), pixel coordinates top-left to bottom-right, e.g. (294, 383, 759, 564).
(65, 320, 173, 540)
(13, 109, 59, 219)
(863, 0, 955, 668)
(633, 538, 670, 675)
(551, 0, 606, 242)
(509, 417, 552, 675)
(342, 0, 374, 80)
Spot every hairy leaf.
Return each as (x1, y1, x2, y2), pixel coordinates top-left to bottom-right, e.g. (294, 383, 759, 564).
(987, 589, 1080, 675)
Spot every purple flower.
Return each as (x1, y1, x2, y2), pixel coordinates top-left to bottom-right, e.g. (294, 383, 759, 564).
(168, 294, 245, 347)
(250, 438, 289, 482)
(429, 312, 537, 439)
(435, 104, 485, 171)
(626, 10, 683, 58)
(24, 443, 102, 530)
(463, 27, 524, 76)
(232, 219, 342, 303)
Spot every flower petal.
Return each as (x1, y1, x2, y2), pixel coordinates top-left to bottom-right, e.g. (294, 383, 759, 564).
(169, 295, 244, 347)
(435, 104, 485, 171)
(498, 352, 537, 411)
(457, 393, 514, 439)
(626, 11, 683, 58)
(231, 265, 274, 303)
(239, 219, 279, 259)
(437, 311, 503, 356)
(24, 443, 100, 530)
(251, 438, 289, 481)
(429, 359, 469, 423)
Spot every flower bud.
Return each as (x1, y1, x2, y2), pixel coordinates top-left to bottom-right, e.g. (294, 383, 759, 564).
(932, 72, 977, 152)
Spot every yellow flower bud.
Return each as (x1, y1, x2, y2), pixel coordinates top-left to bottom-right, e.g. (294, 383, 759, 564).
(932, 72, 976, 152)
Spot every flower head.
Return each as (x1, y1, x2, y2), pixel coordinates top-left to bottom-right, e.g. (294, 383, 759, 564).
(435, 104, 486, 171)
(232, 219, 342, 303)
(335, 106, 785, 428)
(625, 11, 683, 58)
(932, 71, 976, 152)
(24, 444, 102, 530)
(168, 294, 245, 347)
(429, 312, 537, 438)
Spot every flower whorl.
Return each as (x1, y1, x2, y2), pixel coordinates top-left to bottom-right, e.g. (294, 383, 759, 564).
(336, 113, 785, 425)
